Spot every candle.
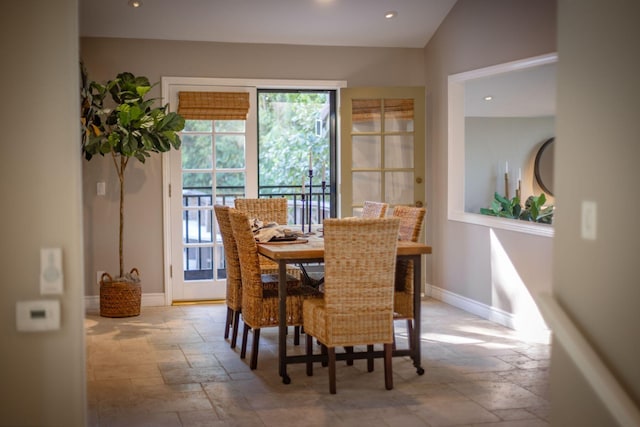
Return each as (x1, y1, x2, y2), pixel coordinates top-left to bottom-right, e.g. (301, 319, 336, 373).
(302, 176, 305, 193)
(322, 163, 326, 182)
(518, 168, 522, 181)
(309, 150, 312, 171)
(505, 160, 509, 174)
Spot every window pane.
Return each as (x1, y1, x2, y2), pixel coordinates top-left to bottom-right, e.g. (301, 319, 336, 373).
(215, 134, 245, 168)
(385, 171, 414, 205)
(215, 120, 245, 132)
(183, 247, 213, 280)
(181, 134, 212, 169)
(352, 99, 381, 132)
(183, 172, 212, 191)
(384, 135, 414, 168)
(384, 99, 414, 132)
(216, 172, 244, 198)
(352, 171, 381, 205)
(183, 120, 212, 132)
(183, 209, 213, 243)
(352, 135, 381, 168)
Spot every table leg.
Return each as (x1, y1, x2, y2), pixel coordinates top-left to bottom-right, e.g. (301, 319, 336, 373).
(278, 260, 291, 384)
(412, 254, 424, 375)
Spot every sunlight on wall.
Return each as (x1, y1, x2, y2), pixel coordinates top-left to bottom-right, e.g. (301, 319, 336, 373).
(489, 229, 550, 343)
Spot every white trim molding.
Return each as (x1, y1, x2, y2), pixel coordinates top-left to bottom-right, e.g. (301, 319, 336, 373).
(426, 284, 551, 343)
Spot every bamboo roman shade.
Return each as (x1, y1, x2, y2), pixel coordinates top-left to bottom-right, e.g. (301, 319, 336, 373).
(178, 91, 250, 120)
(352, 98, 414, 122)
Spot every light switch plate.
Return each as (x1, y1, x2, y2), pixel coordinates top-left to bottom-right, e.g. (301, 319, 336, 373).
(40, 248, 63, 294)
(581, 201, 597, 241)
(16, 300, 61, 332)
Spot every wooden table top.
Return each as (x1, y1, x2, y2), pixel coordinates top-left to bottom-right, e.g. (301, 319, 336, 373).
(257, 234, 432, 261)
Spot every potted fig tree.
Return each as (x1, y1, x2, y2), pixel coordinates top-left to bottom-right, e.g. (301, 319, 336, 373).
(81, 64, 184, 317)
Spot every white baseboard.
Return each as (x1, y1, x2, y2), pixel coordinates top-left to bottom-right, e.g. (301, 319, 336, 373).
(84, 293, 166, 313)
(425, 284, 551, 343)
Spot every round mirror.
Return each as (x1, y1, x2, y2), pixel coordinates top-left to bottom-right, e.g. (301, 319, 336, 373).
(534, 137, 555, 196)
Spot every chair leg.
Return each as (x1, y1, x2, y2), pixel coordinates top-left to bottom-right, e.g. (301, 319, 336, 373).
(345, 346, 354, 366)
(328, 347, 337, 394)
(406, 319, 414, 350)
(321, 344, 328, 367)
(230, 310, 241, 349)
(367, 344, 374, 372)
(250, 328, 261, 370)
(240, 323, 250, 359)
(392, 321, 397, 350)
(294, 326, 300, 345)
(384, 343, 393, 390)
(224, 307, 233, 339)
(306, 333, 313, 376)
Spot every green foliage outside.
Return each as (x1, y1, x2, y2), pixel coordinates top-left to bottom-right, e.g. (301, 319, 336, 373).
(258, 92, 330, 194)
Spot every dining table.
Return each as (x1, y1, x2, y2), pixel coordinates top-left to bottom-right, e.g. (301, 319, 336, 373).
(257, 231, 432, 384)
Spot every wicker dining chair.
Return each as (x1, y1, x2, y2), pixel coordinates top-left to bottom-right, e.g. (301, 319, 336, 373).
(229, 208, 319, 370)
(213, 204, 244, 349)
(234, 197, 288, 224)
(361, 200, 389, 218)
(303, 217, 400, 394)
(391, 205, 427, 351)
(233, 197, 301, 276)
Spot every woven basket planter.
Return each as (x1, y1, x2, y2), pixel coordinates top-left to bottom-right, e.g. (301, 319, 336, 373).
(100, 268, 141, 318)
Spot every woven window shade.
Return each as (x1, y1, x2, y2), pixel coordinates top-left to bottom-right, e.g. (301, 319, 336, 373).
(352, 98, 413, 122)
(178, 92, 250, 120)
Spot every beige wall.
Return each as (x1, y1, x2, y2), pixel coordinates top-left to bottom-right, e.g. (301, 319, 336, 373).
(80, 37, 426, 296)
(423, 0, 557, 323)
(552, 0, 640, 425)
(0, 0, 86, 425)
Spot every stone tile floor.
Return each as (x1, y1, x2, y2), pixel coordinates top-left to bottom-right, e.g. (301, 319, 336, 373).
(86, 299, 551, 426)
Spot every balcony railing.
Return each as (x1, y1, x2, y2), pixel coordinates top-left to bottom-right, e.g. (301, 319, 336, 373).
(182, 185, 332, 280)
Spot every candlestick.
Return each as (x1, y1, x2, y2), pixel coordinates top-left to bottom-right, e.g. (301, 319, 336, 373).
(321, 180, 326, 221)
(301, 193, 305, 232)
(307, 169, 313, 233)
(504, 172, 510, 199)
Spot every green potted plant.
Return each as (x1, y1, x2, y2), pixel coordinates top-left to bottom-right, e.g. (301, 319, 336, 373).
(81, 64, 184, 317)
(480, 192, 554, 224)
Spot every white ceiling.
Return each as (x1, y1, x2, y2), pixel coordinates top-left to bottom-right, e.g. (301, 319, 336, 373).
(79, 0, 555, 117)
(79, 0, 457, 48)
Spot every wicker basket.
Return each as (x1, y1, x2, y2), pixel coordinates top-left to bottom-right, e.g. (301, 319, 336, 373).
(100, 268, 141, 318)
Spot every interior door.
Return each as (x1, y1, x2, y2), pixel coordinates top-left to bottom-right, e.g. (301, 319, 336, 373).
(340, 87, 425, 217)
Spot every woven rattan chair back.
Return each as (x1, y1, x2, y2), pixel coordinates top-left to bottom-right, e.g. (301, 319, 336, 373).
(302, 217, 400, 393)
(228, 208, 308, 369)
(391, 205, 427, 350)
(361, 201, 389, 218)
(234, 197, 288, 224)
(214, 204, 243, 348)
(234, 197, 301, 279)
(392, 205, 426, 242)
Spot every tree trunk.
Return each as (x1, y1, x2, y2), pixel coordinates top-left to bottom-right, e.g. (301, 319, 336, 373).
(116, 155, 126, 278)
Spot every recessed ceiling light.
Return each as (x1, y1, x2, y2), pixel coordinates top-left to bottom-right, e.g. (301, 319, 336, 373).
(384, 11, 397, 19)
(128, 0, 143, 7)
(483, 95, 493, 101)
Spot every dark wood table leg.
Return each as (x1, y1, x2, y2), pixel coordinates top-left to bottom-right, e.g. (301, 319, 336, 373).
(412, 254, 424, 375)
(278, 260, 291, 384)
